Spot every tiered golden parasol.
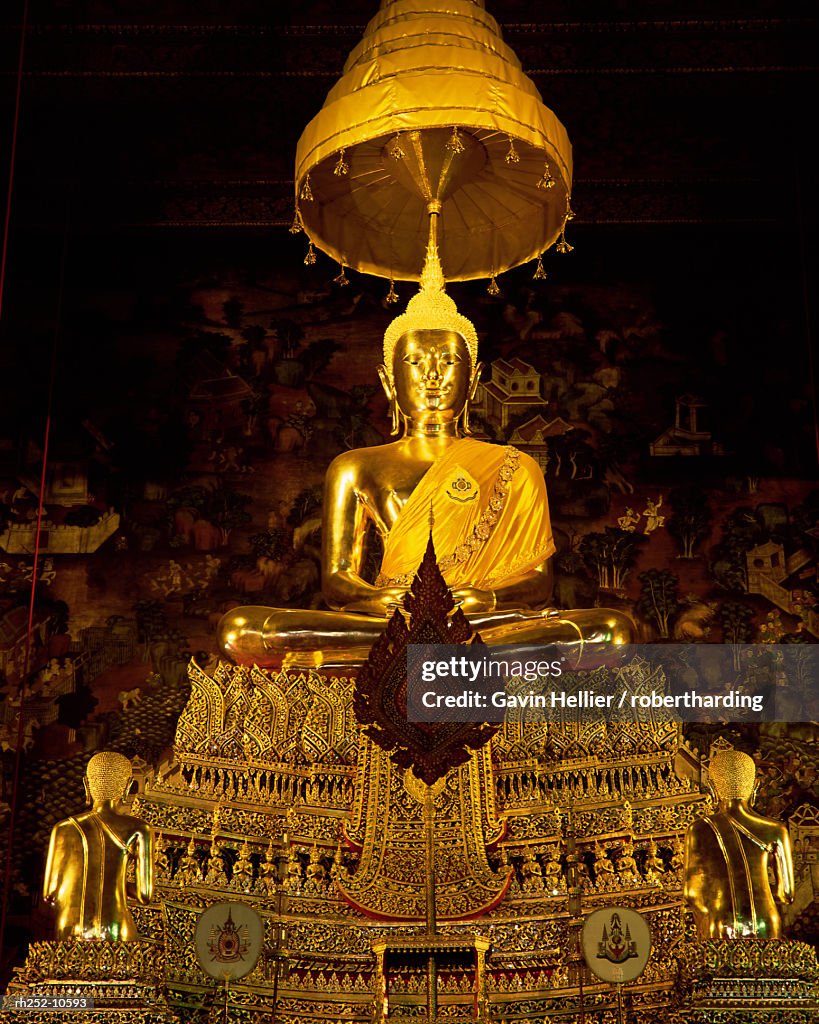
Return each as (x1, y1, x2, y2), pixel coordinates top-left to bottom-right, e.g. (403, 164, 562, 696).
(294, 0, 573, 285)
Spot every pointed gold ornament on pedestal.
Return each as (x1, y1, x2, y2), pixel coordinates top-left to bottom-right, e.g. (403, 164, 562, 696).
(294, 0, 572, 283)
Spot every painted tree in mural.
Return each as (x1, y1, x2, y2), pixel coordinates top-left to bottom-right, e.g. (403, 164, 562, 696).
(720, 601, 754, 644)
(667, 486, 712, 558)
(547, 429, 596, 479)
(636, 569, 680, 639)
(710, 507, 763, 591)
(212, 490, 253, 545)
(269, 318, 304, 361)
(579, 527, 646, 591)
(720, 600, 755, 669)
(250, 529, 289, 561)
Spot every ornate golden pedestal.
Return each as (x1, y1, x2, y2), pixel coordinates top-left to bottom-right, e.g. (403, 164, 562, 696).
(120, 656, 708, 1023)
(672, 939, 819, 1023)
(0, 940, 175, 1023)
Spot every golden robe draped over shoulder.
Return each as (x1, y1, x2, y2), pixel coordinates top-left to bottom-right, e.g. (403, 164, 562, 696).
(375, 439, 555, 591)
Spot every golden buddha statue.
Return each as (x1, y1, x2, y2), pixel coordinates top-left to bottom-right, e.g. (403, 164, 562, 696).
(42, 751, 153, 942)
(684, 749, 795, 940)
(218, 221, 633, 667)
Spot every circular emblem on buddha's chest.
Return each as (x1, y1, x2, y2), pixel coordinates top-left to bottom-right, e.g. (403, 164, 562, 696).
(446, 466, 479, 503)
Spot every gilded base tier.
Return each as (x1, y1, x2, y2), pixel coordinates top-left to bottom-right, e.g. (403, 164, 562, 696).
(0, 940, 176, 1024)
(670, 939, 819, 1023)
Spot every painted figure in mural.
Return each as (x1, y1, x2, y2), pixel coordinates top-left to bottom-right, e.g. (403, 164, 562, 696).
(641, 495, 665, 535)
(617, 507, 640, 532)
(218, 246, 633, 666)
(42, 751, 153, 941)
(684, 749, 794, 939)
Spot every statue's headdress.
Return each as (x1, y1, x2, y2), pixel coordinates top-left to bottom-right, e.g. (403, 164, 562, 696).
(382, 216, 478, 386)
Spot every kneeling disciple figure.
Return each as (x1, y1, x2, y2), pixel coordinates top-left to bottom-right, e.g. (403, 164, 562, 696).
(685, 749, 794, 939)
(43, 751, 153, 941)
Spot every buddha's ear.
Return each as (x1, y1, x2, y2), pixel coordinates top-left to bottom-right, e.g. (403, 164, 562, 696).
(377, 364, 401, 436)
(83, 776, 92, 807)
(377, 364, 392, 402)
(469, 361, 485, 400)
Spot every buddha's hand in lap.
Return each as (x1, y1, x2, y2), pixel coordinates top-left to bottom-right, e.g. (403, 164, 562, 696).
(340, 586, 411, 618)
(451, 588, 495, 615)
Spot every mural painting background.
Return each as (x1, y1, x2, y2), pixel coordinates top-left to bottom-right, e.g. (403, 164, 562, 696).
(0, 222, 817, 952)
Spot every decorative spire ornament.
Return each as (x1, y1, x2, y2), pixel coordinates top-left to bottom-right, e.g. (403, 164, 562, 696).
(537, 159, 555, 190)
(446, 126, 466, 154)
(385, 277, 399, 305)
(334, 263, 350, 286)
(299, 174, 314, 202)
(333, 149, 349, 176)
(382, 212, 478, 388)
(304, 240, 317, 265)
(487, 274, 501, 297)
(505, 137, 520, 164)
(533, 254, 547, 280)
(555, 196, 575, 253)
(289, 208, 303, 235)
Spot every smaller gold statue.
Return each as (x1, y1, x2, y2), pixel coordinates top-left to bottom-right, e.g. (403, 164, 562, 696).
(154, 831, 172, 880)
(258, 840, 279, 896)
(593, 842, 615, 889)
(617, 839, 639, 886)
(643, 838, 665, 884)
(684, 749, 795, 939)
(176, 838, 201, 886)
(305, 843, 327, 885)
(520, 847, 544, 892)
(285, 847, 304, 891)
(232, 839, 254, 891)
(42, 752, 153, 941)
(206, 836, 228, 886)
(543, 844, 565, 893)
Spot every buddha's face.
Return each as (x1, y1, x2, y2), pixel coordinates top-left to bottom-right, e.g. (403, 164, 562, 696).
(389, 330, 474, 421)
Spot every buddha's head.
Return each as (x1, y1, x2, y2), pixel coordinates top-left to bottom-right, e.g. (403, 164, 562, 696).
(709, 749, 756, 804)
(380, 243, 482, 434)
(85, 751, 132, 806)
